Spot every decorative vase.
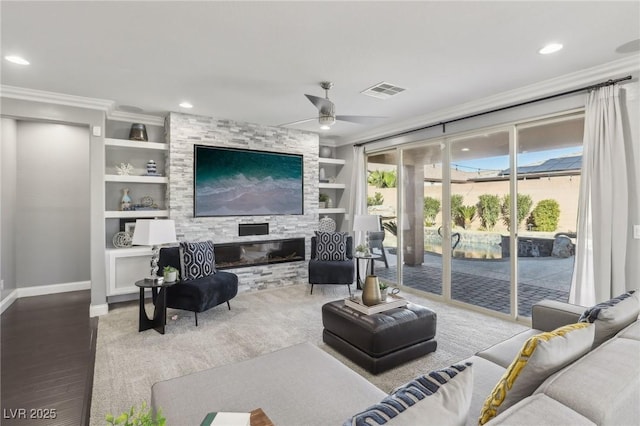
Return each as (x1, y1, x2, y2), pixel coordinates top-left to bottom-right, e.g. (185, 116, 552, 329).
(121, 188, 132, 210)
(129, 123, 148, 141)
(319, 146, 332, 158)
(319, 167, 326, 180)
(362, 275, 382, 306)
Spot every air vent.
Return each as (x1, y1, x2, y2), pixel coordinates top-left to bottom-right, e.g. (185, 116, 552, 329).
(361, 82, 406, 99)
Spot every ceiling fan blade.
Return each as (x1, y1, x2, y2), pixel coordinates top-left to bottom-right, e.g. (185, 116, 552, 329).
(278, 117, 317, 127)
(336, 115, 387, 124)
(305, 94, 334, 113)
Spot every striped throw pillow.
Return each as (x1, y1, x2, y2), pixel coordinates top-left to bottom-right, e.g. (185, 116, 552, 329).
(345, 363, 473, 426)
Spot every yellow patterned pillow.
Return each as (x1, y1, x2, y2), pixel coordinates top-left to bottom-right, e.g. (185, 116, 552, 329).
(478, 322, 594, 425)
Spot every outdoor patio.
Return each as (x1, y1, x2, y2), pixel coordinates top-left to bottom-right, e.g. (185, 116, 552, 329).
(372, 250, 574, 317)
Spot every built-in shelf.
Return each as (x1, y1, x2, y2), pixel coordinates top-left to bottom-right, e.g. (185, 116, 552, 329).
(105, 174, 168, 184)
(319, 158, 346, 165)
(319, 208, 347, 214)
(319, 183, 346, 189)
(105, 246, 152, 255)
(105, 138, 168, 150)
(105, 210, 169, 219)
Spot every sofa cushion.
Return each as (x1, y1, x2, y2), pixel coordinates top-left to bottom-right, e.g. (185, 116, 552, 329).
(578, 289, 639, 347)
(478, 322, 594, 425)
(534, 336, 640, 425)
(180, 240, 216, 280)
(315, 231, 348, 261)
(345, 363, 473, 426)
(616, 320, 640, 341)
(475, 329, 540, 369)
(484, 394, 596, 426)
(462, 356, 508, 426)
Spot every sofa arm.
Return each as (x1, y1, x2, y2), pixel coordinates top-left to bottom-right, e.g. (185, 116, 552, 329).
(531, 300, 587, 332)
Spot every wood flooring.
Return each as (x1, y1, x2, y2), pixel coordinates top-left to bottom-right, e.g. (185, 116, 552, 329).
(1, 290, 97, 426)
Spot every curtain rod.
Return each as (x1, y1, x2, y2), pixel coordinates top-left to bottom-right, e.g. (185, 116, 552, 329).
(354, 75, 633, 147)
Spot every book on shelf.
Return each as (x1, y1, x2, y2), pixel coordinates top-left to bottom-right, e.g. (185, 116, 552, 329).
(344, 294, 408, 315)
(200, 412, 250, 426)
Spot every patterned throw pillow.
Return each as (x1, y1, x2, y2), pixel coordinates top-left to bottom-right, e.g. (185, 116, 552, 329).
(180, 240, 216, 280)
(579, 290, 639, 347)
(315, 231, 348, 261)
(478, 322, 594, 425)
(345, 363, 473, 426)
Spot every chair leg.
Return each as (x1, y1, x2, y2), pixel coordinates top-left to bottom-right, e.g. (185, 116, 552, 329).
(194, 312, 198, 327)
(227, 301, 231, 310)
(347, 284, 352, 296)
(310, 284, 314, 295)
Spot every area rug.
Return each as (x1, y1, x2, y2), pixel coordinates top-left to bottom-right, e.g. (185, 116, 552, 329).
(90, 284, 527, 425)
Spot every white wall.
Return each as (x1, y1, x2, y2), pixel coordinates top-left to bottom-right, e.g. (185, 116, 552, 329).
(622, 81, 640, 288)
(1, 118, 18, 300)
(15, 121, 91, 287)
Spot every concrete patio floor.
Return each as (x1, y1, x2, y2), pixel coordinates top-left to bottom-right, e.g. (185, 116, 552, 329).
(371, 249, 574, 317)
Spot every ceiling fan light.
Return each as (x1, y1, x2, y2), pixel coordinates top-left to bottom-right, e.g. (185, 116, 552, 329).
(318, 115, 336, 128)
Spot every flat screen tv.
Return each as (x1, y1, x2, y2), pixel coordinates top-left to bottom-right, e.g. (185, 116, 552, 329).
(194, 145, 304, 217)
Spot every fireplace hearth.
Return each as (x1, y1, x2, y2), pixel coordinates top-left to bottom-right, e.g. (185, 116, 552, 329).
(214, 238, 305, 270)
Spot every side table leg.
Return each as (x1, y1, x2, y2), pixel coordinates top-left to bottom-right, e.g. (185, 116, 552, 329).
(138, 288, 154, 332)
(152, 287, 167, 335)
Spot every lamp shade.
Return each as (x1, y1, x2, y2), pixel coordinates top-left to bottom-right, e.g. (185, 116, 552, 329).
(353, 214, 381, 232)
(131, 219, 177, 246)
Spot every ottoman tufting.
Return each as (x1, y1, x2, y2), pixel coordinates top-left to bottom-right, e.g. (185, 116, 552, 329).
(322, 300, 437, 374)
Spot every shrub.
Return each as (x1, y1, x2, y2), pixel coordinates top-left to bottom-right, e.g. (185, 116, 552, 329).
(500, 194, 533, 230)
(106, 402, 166, 426)
(423, 196, 441, 226)
(528, 199, 560, 231)
(457, 205, 477, 229)
(382, 221, 398, 236)
(451, 194, 464, 227)
(367, 192, 384, 206)
(476, 194, 500, 230)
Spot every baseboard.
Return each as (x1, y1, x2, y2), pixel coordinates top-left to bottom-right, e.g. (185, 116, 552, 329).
(89, 303, 109, 317)
(0, 290, 18, 315)
(16, 280, 91, 298)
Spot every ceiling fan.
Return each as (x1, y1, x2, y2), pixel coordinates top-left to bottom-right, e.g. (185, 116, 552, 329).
(282, 81, 385, 130)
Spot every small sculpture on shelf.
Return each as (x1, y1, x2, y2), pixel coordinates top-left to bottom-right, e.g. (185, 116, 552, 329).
(116, 163, 134, 176)
(146, 160, 159, 176)
(121, 188, 132, 211)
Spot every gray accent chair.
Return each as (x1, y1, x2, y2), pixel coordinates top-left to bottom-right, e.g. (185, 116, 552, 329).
(308, 235, 354, 295)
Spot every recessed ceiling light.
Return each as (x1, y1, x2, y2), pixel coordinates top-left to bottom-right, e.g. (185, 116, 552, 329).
(461, 148, 470, 152)
(539, 43, 563, 55)
(5, 55, 30, 65)
(179, 102, 193, 108)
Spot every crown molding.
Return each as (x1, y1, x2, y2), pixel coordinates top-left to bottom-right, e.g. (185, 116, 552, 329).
(0, 85, 166, 126)
(339, 55, 640, 146)
(107, 110, 166, 127)
(0, 85, 114, 111)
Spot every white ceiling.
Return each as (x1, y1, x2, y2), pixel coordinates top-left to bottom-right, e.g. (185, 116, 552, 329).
(2, 1, 639, 145)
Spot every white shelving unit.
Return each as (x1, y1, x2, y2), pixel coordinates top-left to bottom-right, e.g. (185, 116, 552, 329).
(104, 119, 167, 297)
(318, 152, 347, 218)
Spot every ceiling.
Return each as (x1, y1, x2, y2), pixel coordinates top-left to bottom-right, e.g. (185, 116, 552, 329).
(2, 1, 639, 145)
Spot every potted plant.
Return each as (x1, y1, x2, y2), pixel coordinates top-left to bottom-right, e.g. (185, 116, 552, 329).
(355, 244, 369, 257)
(163, 266, 179, 283)
(379, 281, 389, 301)
(319, 193, 329, 209)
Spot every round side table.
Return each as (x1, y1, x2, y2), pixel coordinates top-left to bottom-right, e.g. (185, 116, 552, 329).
(134, 279, 177, 335)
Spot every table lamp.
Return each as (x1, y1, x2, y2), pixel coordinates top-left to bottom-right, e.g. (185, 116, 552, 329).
(353, 214, 381, 255)
(132, 219, 177, 283)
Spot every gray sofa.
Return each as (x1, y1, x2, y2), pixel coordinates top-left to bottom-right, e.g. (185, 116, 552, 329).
(151, 297, 639, 425)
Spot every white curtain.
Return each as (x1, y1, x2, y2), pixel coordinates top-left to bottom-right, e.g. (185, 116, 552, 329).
(569, 84, 628, 306)
(350, 145, 368, 246)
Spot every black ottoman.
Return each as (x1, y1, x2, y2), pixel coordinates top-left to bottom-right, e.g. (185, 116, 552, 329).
(322, 300, 437, 374)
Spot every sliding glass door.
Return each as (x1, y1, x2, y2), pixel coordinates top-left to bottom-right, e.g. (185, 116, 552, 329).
(449, 129, 512, 314)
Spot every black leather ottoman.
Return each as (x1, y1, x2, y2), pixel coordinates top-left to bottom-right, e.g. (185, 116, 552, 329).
(322, 300, 437, 374)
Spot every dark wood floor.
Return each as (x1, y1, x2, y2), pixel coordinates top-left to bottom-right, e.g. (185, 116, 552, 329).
(1, 290, 97, 426)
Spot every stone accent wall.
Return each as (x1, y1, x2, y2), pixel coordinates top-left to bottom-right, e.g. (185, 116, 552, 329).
(167, 112, 319, 291)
